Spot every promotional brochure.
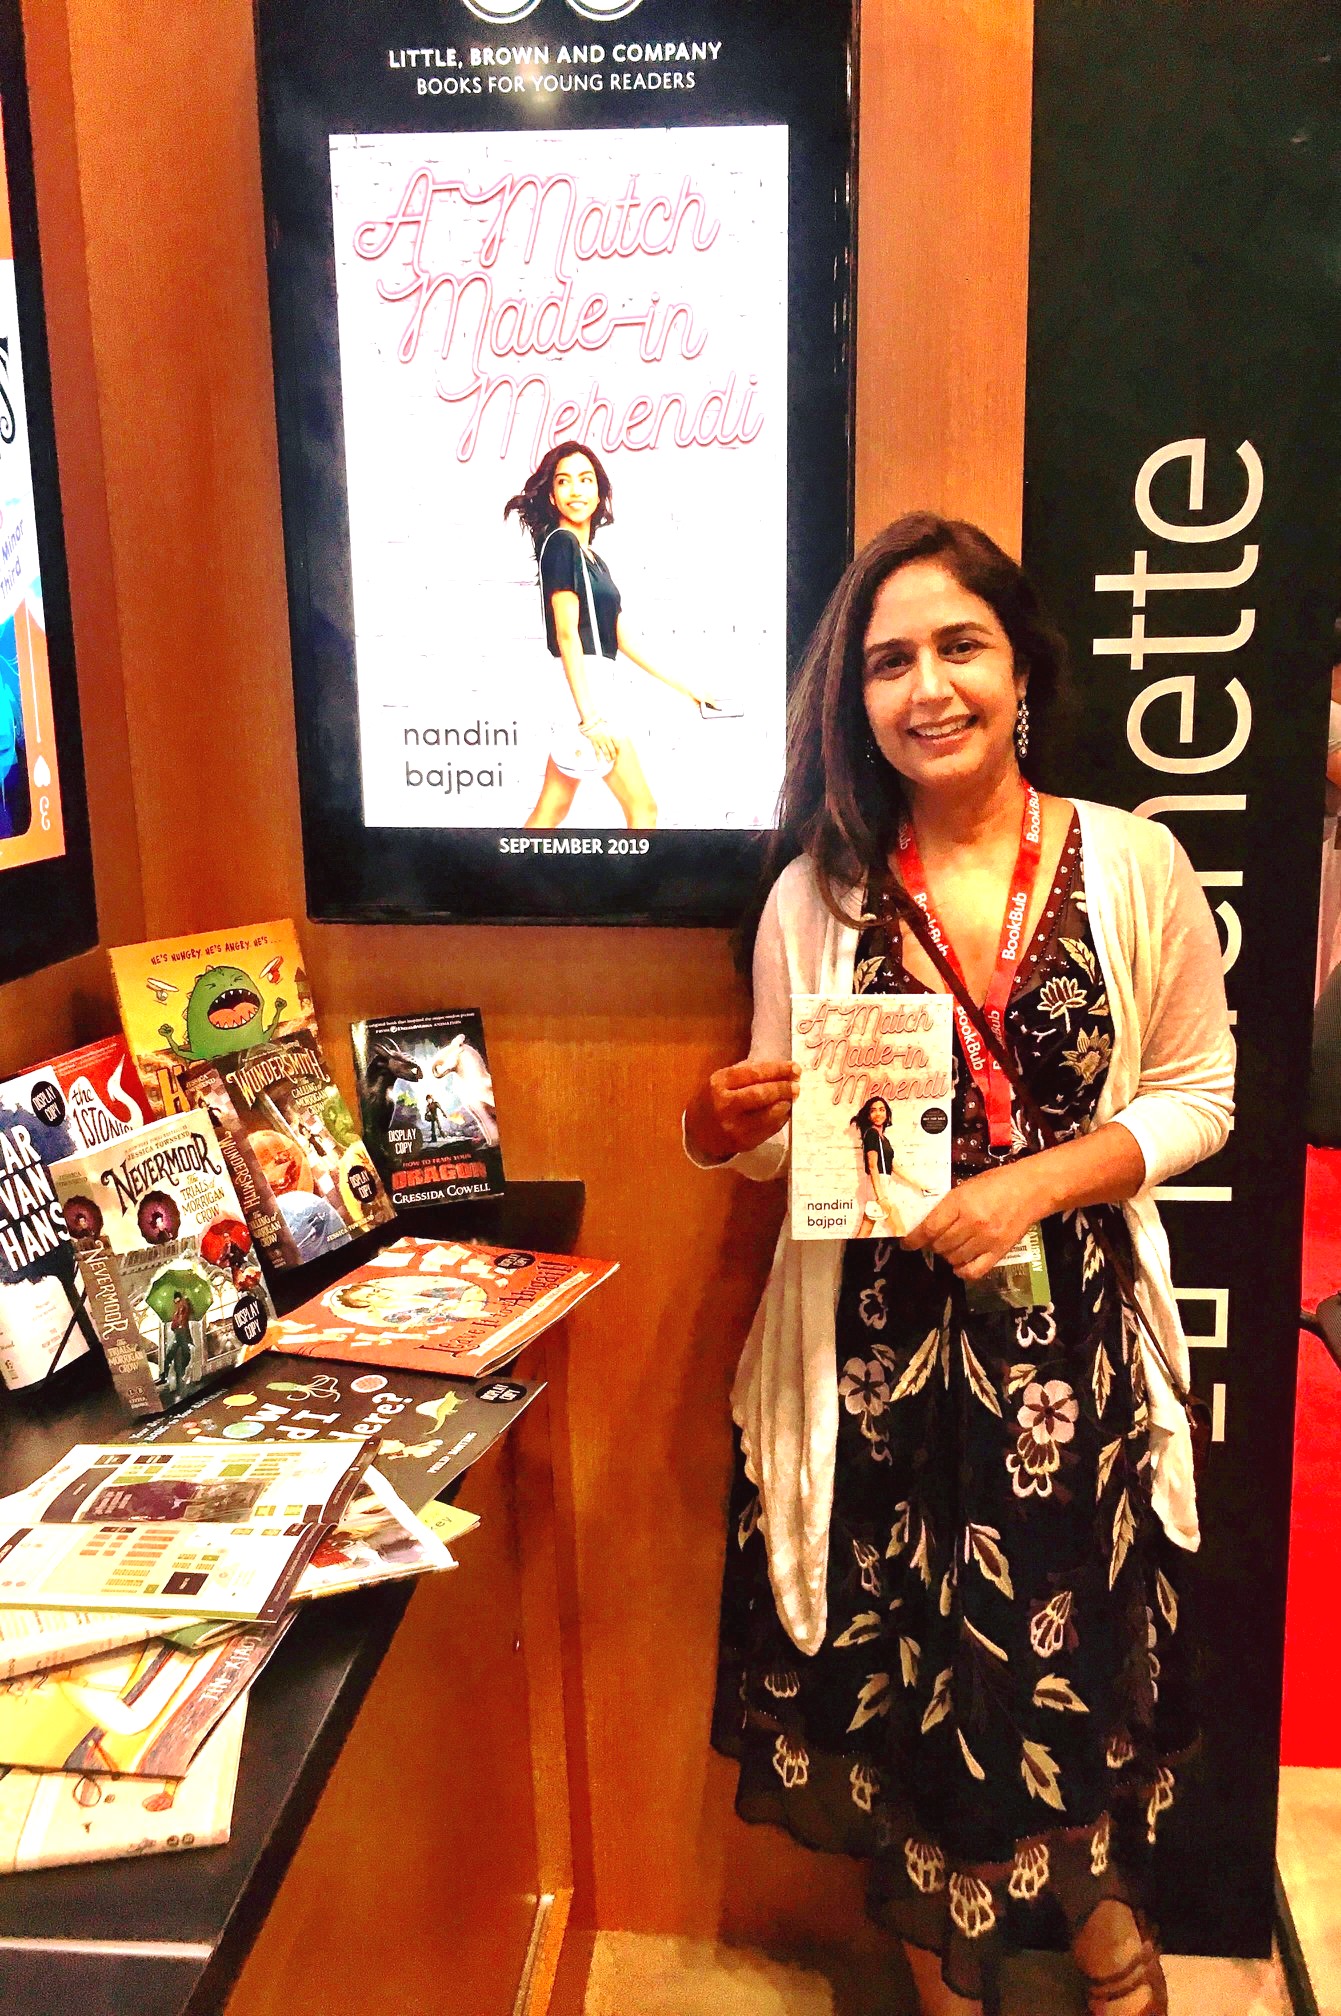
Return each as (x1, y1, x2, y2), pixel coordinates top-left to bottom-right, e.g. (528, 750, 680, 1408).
(52, 1112, 275, 1416)
(0, 1607, 177, 1684)
(109, 919, 315, 1119)
(127, 1351, 544, 1508)
(294, 1469, 455, 1601)
(0, 1440, 376, 1622)
(0, 1692, 247, 1872)
(271, 1235, 617, 1379)
(789, 994, 954, 1242)
(0, 1619, 281, 1777)
(352, 1009, 505, 1206)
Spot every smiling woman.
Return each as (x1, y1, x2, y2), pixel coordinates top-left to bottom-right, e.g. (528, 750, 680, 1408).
(683, 514, 1235, 2016)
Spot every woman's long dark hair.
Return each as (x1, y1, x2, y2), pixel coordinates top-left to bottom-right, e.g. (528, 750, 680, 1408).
(740, 514, 1070, 965)
(503, 439, 615, 560)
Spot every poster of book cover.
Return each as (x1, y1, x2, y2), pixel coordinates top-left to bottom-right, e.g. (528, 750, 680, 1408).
(51, 1113, 275, 1415)
(256, 0, 854, 922)
(790, 995, 954, 1242)
(271, 1234, 616, 1378)
(353, 1010, 504, 1205)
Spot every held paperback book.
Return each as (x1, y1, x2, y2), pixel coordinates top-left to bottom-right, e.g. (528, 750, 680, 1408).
(790, 994, 954, 1241)
(352, 1010, 505, 1207)
(270, 1235, 617, 1379)
(52, 1113, 276, 1415)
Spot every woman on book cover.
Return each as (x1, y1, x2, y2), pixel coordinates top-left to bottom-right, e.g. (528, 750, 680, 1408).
(504, 440, 719, 830)
(683, 515, 1234, 2016)
(851, 1094, 934, 1239)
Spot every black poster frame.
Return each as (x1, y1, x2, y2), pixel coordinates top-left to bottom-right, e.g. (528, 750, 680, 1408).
(1024, 0, 1341, 1959)
(0, 0, 95, 985)
(254, 0, 857, 926)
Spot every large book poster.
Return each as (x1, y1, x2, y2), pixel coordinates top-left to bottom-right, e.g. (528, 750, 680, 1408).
(256, 0, 854, 922)
(0, 0, 95, 982)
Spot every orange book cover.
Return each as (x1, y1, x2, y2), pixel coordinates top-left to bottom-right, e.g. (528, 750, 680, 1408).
(272, 1236, 617, 1378)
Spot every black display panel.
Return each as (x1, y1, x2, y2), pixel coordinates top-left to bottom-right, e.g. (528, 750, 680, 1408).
(1024, 0, 1341, 1958)
(255, 0, 855, 923)
(0, 0, 95, 983)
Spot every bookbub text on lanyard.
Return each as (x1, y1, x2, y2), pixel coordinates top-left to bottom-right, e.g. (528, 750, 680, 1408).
(894, 783, 1043, 1150)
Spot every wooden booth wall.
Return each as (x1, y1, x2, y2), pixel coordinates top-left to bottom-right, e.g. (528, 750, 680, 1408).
(0, 0, 1032, 1959)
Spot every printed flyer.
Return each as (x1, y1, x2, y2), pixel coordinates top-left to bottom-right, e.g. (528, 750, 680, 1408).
(789, 994, 954, 1242)
(0, 1440, 376, 1622)
(127, 1351, 545, 1509)
(0, 1692, 246, 1872)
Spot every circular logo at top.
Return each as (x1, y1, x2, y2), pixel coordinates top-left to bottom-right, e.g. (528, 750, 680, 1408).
(567, 0, 644, 18)
(461, 0, 542, 23)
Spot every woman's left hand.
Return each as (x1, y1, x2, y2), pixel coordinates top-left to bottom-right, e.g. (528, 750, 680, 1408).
(901, 1160, 1046, 1280)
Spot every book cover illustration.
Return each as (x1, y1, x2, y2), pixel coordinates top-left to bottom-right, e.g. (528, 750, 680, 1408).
(0, 1439, 377, 1623)
(52, 1113, 276, 1415)
(0, 1690, 246, 1872)
(272, 1236, 617, 1380)
(352, 1010, 505, 1208)
(186, 1031, 393, 1265)
(789, 994, 954, 1242)
(0, 1037, 149, 1167)
(109, 920, 314, 1119)
(127, 1350, 545, 1509)
(0, 1084, 93, 1390)
(0, 1617, 280, 1777)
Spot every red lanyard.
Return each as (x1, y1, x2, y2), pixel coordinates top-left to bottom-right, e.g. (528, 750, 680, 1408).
(894, 785, 1043, 1148)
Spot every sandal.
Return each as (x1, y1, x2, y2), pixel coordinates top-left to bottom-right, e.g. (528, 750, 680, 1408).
(1081, 1935, 1169, 2015)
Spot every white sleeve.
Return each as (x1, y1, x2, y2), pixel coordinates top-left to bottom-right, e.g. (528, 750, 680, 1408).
(682, 873, 792, 1183)
(1111, 836, 1236, 1188)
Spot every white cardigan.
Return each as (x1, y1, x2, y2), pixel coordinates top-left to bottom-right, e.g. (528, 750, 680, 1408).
(690, 799, 1235, 1658)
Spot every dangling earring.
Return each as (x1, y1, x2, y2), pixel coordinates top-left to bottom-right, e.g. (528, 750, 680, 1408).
(1014, 694, 1030, 763)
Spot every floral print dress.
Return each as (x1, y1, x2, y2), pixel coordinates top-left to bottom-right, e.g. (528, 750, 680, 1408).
(713, 817, 1196, 2002)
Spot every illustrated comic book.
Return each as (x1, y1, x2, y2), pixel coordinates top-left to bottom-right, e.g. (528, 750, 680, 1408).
(185, 1031, 393, 1267)
(52, 1113, 275, 1415)
(789, 994, 954, 1241)
(0, 1077, 94, 1390)
(0, 1692, 246, 1872)
(109, 920, 314, 1119)
(352, 1010, 505, 1207)
(126, 1349, 545, 1509)
(269, 1236, 617, 1379)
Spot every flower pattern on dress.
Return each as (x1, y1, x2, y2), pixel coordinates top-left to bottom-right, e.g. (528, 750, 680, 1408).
(849, 1759, 880, 1813)
(904, 1836, 947, 1895)
(1146, 1765, 1176, 1844)
(1008, 1840, 1051, 1901)
(949, 1872, 998, 1939)
(771, 1733, 809, 1789)
(712, 817, 1191, 1997)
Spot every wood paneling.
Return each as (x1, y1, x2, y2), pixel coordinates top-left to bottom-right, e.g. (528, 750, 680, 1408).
(13, 0, 1034, 1975)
